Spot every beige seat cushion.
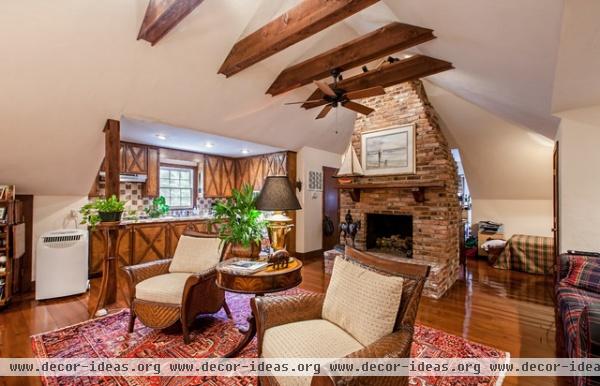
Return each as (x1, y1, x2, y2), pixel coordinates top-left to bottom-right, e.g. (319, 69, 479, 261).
(322, 256, 404, 346)
(135, 273, 193, 304)
(169, 235, 222, 273)
(262, 319, 364, 386)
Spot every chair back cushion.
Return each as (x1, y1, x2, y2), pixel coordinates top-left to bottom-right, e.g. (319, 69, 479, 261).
(564, 255, 600, 293)
(169, 235, 222, 273)
(322, 256, 404, 346)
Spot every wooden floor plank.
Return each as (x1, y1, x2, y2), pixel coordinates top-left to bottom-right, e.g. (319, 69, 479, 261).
(0, 258, 557, 386)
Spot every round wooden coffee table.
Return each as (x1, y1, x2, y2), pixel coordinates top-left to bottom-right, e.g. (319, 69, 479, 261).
(215, 257, 303, 358)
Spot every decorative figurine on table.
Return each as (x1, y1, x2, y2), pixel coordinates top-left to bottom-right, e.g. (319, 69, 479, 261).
(340, 210, 361, 248)
(269, 250, 290, 270)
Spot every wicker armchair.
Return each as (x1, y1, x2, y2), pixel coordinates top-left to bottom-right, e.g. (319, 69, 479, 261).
(123, 232, 232, 344)
(252, 247, 430, 386)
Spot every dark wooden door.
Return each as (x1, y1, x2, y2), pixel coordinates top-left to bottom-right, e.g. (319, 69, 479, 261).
(553, 141, 559, 258)
(322, 166, 340, 252)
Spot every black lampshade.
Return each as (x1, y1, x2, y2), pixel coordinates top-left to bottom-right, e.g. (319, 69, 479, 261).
(255, 176, 302, 211)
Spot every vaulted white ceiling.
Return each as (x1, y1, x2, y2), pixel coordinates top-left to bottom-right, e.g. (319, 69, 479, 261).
(0, 0, 593, 198)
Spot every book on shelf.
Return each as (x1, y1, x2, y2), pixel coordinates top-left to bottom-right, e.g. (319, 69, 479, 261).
(0, 185, 15, 201)
(221, 260, 268, 274)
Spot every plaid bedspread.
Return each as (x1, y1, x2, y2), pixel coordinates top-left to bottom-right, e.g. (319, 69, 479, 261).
(494, 234, 555, 274)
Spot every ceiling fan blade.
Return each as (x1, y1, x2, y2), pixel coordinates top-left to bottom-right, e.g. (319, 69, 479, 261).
(342, 101, 375, 116)
(315, 105, 333, 119)
(302, 99, 329, 110)
(345, 86, 386, 100)
(285, 99, 323, 105)
(314, 80, 336, 97)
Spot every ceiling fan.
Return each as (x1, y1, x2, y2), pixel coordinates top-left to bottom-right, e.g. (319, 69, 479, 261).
(285, 69, 385, 119)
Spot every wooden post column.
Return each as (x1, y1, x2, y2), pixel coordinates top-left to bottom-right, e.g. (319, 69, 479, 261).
(104, 119, 120, 199)
(286, 151, 298, 255)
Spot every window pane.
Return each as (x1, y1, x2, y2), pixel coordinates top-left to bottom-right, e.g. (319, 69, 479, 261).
(181, 197, 192, 207)
(160, 166, 194, 208)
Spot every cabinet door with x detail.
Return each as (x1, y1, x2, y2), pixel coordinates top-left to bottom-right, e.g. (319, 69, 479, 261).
(132, 223, 169, 265)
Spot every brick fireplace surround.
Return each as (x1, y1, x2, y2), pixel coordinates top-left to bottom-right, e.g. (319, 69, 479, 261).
(340, 80, 461, 299)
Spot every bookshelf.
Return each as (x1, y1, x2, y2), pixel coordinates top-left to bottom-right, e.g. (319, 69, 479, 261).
(0, 200, 20, 309)
(0, 222, 11, 307)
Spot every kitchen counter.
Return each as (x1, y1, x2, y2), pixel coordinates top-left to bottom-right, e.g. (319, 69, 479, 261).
(119, 215, 214, 225)
(89, 215, 217, 276)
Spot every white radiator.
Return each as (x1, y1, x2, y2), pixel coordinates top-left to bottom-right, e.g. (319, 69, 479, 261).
(35, 229, 88, 300)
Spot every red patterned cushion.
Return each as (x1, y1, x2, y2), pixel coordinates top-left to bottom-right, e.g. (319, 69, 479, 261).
(564, 255, 600, 293)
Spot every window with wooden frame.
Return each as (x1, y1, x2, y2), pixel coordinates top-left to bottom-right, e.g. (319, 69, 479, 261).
(159, 165, 196, 209)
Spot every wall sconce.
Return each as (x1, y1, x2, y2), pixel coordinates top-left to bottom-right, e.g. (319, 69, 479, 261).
(296, 180, 302, 192)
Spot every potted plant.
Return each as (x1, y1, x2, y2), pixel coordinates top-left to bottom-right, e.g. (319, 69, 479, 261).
(213, 184, 267, 259)
(80, 195, 125, 229)
(145, 196, 169, 218)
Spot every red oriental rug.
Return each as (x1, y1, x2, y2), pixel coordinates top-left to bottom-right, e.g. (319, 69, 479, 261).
(31, 291, 508, 386)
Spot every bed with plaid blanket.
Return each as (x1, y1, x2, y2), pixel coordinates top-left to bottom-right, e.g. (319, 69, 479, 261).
(494, 234, 555, 274)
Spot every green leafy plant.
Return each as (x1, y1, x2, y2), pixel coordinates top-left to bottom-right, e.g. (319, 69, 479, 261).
(145, 196, 170, 218)
(212, 184, 267, 248)
(80, 195, 125, 229)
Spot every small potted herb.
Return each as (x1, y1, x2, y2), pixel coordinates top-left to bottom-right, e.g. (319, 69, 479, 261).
(145, 196, 170, 218)
(213, 184, 267, 259)
(80, 195, 125, 228)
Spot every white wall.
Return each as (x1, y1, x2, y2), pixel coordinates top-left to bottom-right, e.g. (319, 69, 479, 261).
(557, 106, 600, 253)
(295, 147, 341, 253)
(32, 195, 88, 278)
(472, 199, 553, 238)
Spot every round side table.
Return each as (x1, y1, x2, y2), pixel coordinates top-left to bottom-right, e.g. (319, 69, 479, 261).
(215, 257, 303, 358)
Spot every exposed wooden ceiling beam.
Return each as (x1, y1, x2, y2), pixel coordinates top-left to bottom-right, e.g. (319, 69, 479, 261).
(267, 22, 435, 96)
(138, 0, 205, 46)
(218, 0, 381, 77)
(301, 55, 453, 109)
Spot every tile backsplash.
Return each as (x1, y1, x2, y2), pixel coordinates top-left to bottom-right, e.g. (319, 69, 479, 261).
(97, 181, 222, 213)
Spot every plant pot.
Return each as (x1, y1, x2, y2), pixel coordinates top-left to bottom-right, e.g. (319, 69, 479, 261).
(99, 211, 123, 223)
(229, 242, 261, 259)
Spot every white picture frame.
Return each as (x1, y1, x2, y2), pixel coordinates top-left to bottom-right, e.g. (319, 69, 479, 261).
(307, 170, 323, 191)
(361, 124, 415, 175)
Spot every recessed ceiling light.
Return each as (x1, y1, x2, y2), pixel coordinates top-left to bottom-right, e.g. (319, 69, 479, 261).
(205, 142, 214, 148)
(241, 149, 250, 154)
(155, 134, 167, 140)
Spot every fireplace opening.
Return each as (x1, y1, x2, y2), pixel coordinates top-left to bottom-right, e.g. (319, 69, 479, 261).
(366, 213, 413, 258)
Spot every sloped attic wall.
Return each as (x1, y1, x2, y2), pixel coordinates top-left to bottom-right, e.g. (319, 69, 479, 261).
(423, 81, 554, 237)
(556, 105, 600, 253)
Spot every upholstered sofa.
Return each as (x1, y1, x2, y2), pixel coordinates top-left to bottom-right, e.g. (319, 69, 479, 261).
(555, 252, 600, 386)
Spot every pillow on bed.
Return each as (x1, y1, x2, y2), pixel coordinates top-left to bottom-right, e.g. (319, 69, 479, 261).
(563, 255, 600, 293)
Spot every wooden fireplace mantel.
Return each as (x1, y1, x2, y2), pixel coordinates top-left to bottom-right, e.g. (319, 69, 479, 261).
(335, 180, 445, 203)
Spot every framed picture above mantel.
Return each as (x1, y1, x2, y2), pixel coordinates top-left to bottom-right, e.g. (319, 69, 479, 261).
(361, 124, 415, 175)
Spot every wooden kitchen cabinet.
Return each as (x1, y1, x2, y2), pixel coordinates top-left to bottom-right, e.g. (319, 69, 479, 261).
(89, 227, 132, 276)
(89, 220, 213, 276)
(166, 220, 213, 256)
(131, 223, 169, 265)
(235, 152, 288, 191)
(144, 146, 159, 197)
(121, 142, 147, 174)
(204, 155, 235, 198)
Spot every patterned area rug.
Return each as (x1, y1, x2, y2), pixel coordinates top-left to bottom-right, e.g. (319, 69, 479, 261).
(31, 291, 508, 386)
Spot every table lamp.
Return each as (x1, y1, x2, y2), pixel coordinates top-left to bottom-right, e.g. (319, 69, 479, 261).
(255, 176, 302, 251)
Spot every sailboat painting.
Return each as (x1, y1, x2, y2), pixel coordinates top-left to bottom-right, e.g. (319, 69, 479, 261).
(336, 141, 364, 178)
(361, 124, 415, 175)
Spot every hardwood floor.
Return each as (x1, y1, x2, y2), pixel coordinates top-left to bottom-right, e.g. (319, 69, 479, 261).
(0, 258, 556, 386)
